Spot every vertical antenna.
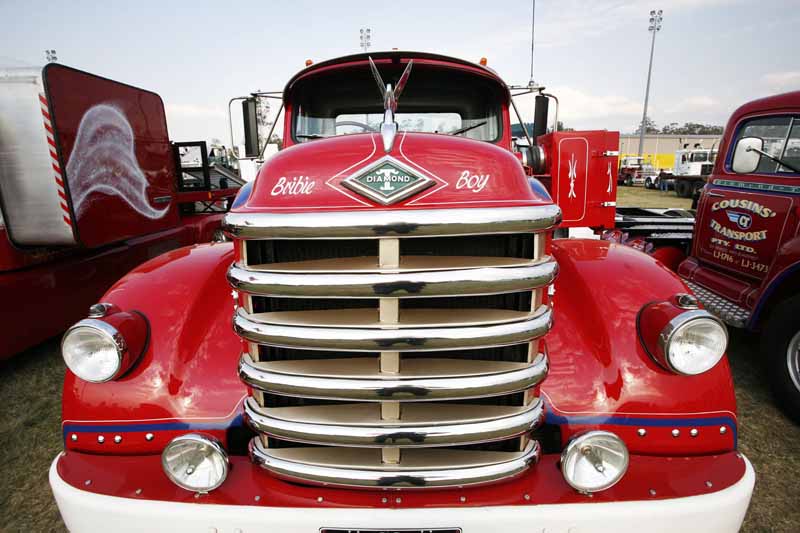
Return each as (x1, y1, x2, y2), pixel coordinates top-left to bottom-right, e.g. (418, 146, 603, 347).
(528, 0, 536, 86)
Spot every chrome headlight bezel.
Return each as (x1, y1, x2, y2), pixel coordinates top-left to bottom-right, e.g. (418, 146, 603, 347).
(560, 430, 629, 493)
(161, 433, 229, 492)
(658, 310, 728, 376)
(61, 319, 127, 383)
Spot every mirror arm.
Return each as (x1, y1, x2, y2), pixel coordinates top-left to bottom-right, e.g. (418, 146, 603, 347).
(258, 103, 285, 160)
(747, 146, 800, 174)
(509, 95, 533, 148)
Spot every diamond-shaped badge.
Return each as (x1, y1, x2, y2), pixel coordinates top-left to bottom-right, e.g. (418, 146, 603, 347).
(341, 156, 434, 205)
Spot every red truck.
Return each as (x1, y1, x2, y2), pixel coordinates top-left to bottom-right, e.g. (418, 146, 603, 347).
(0, 64, 241, 359)
(49, 52, 753, 532)
(674, 91, 800, 420)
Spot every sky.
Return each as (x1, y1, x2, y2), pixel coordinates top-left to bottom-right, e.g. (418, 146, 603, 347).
(2, 0, 798, 145)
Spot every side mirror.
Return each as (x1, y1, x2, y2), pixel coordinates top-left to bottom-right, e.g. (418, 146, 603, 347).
(732, 137, 763, 174)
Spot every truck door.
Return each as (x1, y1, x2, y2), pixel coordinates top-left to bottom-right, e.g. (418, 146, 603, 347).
(693, 115, 800, 280)
(546, 130, 619, 229)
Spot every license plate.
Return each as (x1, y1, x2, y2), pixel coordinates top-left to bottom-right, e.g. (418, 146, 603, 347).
(321, 529, 461, 533)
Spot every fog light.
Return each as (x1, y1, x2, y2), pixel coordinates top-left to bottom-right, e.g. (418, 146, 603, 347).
(661, 311, 727, 375)
(561, 431, 629, 493)
(62, 320, 125, 382)
(162, 434, 229, 492)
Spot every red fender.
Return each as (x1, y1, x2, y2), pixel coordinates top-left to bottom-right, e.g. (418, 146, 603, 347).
(61, 242, 245, 455)
(544, 239, 737, 455)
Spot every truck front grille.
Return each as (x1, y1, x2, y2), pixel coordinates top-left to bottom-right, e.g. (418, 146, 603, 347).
(224, 205, 561, 489)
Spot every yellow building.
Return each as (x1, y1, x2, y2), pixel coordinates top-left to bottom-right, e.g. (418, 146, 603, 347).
(619, 134, 722, 170)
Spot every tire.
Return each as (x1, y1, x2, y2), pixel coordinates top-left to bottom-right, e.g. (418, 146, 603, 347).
(625, 176, 633, 187)
(762, 296, 800, 423)
(675, 180, 692, 198)
(645, 178, 653, 189)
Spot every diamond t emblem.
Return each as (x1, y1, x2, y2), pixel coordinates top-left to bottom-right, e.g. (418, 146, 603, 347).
(342, 156, 434, 205)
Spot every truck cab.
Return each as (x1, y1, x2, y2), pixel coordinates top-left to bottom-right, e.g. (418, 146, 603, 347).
(671, 146, 720, 198)
(618, 155, 657, 187)
(50, 52, 753, 533)
(677, 91, 800, 419)
(674, 146, 719, 177)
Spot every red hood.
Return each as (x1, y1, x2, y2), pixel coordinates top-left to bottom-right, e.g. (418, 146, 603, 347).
(235, 132, 551, 212)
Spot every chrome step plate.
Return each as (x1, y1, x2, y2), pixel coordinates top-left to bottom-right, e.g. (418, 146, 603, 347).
(684, 280, 751, 328)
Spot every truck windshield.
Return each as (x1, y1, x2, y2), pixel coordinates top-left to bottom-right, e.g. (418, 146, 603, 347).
(692, 152, 709, 162)
(292, 64, 502, 143)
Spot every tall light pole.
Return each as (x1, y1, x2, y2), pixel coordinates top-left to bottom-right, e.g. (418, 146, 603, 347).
(637, 9, 663, 158)
(359, 28, 372, 52)
(528, 0, 536, 87)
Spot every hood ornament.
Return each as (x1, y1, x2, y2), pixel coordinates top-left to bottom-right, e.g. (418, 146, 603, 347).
(368, 57, 413, 153)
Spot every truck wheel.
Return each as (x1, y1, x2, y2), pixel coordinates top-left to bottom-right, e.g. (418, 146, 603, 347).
(675, 180, 691, 198)
(645, 178, 653, 189)
(762, 297, 800, 423)
(625, 176, 633, 187)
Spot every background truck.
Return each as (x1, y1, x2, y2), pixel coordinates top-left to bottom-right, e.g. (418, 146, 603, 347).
(51, 51, 752, 533)
(676, 91, 800, 420)
(672, 144, 719, 198)
(0, 64, 242, 359)
(611, 91, 800, 421)
(618, 155, 658, 187)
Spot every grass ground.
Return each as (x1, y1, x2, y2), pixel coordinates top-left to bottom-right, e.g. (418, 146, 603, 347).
(0, 338, 64, 531)
(1, 329, 799, 531)
(616, 184, 693, 209)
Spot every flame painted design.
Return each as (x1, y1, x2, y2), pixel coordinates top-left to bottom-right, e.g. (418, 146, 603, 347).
(66, 104, 168, 219)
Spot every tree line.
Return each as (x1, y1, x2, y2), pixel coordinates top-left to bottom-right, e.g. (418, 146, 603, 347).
(634, 116, 723, 135)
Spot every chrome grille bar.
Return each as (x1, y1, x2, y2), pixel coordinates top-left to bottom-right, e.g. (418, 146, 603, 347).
(250, 438, 541, 489)
(233, 305, 552, 352)
(238, 352, 548, 401)
(245, 396, 544, 447)
(224, 204, 561, 240)
(228, 255, 558, 298)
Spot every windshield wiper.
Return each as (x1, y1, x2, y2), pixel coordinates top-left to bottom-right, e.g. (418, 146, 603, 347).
(448, 121, 488, 136)
(296, 133, 331, 139)
(747, 146, 800, 173)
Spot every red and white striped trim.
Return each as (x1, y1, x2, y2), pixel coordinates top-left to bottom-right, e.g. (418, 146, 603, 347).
(40, 93, 72, 228)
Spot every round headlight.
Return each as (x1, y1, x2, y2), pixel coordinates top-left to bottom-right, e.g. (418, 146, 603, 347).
(661, 312, 727, 375)
(61, 319, 125, 383)
(561, 431, 629, 493)
(162, 434, 229, 492)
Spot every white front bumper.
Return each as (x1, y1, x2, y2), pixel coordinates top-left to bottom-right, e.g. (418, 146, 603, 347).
(51, 455, 755, 533)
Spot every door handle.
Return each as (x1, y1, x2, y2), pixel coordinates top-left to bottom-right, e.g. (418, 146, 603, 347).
(706, 191, 724, 197)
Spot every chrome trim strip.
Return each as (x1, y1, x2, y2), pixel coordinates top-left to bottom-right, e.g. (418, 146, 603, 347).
(223, 205, 562, 240)
(233, 305, 553, 352)
(249, 438, 540, 489)
(244, 397, 544, 447)
(228, 256, 558, 298)
(238, 352, 548, 401)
